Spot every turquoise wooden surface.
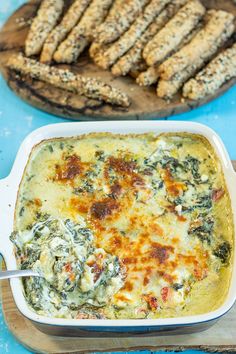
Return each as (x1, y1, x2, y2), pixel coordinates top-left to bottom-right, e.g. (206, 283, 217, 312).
(0, 1, 235, 353)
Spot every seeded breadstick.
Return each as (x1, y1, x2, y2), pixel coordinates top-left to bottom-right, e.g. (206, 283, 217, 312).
(89, 0, 123, 61)
(143, 0, 203, 59)
(89, 0, 125, 60)
(157, 61, 202, 98)
(94, 0, 149, 45)
(89, 42, 113, 60)
(111, 0, 188, 77)
(54, 0, 113, 64)
(95, 0, 171, 69)
(129, 62, 148, 78)
(136, 65, 160, 86)
(89, 0, 125, 59)
(137, 20, 204, 86)
(89, 42, 104, 58)
(7, 53, 130, 107)
(25, 0, 64, 57)
(157, 18, 234, 99)
(159, 10, 235, 80)
(40, 0, 91, 63)
(183, 43, 236, 100)
(144, 0, 205, 66)
(93, 0, 124, 35)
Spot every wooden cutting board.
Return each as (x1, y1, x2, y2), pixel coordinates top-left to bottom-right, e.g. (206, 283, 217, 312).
(0, 0, 235, 121)
(1, 162, 236, 354)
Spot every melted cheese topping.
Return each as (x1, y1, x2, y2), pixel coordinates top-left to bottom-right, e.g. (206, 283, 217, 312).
(13, 133, 234, 319)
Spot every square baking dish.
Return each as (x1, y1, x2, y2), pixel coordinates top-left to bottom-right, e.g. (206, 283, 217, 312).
(0, 121, 235, 336)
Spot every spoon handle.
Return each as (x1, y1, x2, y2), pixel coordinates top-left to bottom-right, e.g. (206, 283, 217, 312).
(0, 269, 39, 280)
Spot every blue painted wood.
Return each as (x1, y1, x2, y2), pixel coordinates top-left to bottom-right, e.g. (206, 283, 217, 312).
(0, 0, 235, 352)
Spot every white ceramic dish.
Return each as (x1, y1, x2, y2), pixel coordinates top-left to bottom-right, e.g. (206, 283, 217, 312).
(0, 121, 235, 336)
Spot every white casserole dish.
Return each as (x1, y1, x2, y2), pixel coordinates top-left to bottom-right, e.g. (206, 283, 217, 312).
(0, 121, 235, 336)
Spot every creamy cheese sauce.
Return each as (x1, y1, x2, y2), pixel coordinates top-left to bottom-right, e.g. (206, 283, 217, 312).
(11, 133, 234, 319)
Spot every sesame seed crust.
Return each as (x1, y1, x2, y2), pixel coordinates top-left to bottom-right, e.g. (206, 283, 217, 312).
(143, 0, 206, 66)
(94, 0, 149, 45)
(159, 9, 235, 81)
(40, 0, 91, 64)
(95, 0, 172, 70)
(7, 53, 130, 107)
(157, 15, 235, 99)
(25, 0, 64, 57)
(89, 42, 105, 59)
(53, 0, 114, 64)
(183, 43, 236, 100)
(137, 19, 203, 86)
(136, 65, 160, 86)
(111, 0, 188, 77)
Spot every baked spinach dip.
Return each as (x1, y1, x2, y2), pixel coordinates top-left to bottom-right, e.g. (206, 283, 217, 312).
(11, 133, 234, 319)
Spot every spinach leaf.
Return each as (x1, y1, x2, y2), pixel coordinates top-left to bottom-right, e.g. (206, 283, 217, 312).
(213, 241, 231, 264)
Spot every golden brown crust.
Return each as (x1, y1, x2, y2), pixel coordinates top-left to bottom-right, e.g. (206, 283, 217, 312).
(157, 64, 202, 98)
(89, 42, 105, 59)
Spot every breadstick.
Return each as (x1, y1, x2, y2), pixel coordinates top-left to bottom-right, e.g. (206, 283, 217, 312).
(40, 0, 91, 63)
(95, 0, 171, 69)
(7, 53, 130, 107)
(159, 10, 235, 80)
(136, 65, 160, 86)
(54, 0, 113, 63)
(129, 62, 148, 78)
(157, 62, 202, 98)
(89, 0, 123, 61)
(157, 19, 234, 98)
(111, 0, 188, 77)
(137, 20, 203, 86)
(89, 42, 113, 60)
(89, 42, 104, 58)
(25, 0, 64, 57)
(89, 0, 124, 60)
(183, 43, 236, 100)
(144, 0, 205, 66)
(94, 0, 149, 45)
(90, 0, 126, 53)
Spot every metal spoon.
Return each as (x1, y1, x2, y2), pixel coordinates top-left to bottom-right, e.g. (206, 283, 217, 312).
(0, 269, 42, 280)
